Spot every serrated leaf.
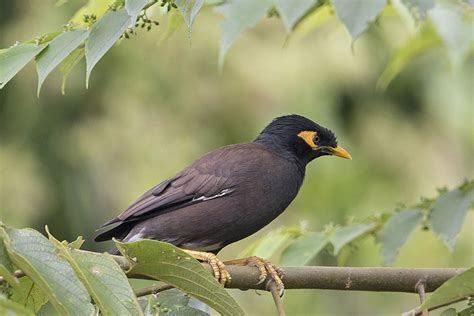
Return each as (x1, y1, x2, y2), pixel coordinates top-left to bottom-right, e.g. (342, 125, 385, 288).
(377, 208, 423, 265)
(332, 0, 387, 40)
(428, 188, 474, 250)
(125, 0, 149, 24)
(0, 43, 47, 89)
(175, 0, 205, 31)
(253, 229, 295, 259)
(115, 239, 244, 316)
(85, 8, 132, 87)
(330, 223, 374, 255)
(0, 232, 18, 287)
(60, 48, 85, 95)
(139, 288, 210, 316)
(47, 230, 143, 316)
(36, 29, 89, 96)
(276, 0, 316, 32)
(377, 25, 441, 90)
(429, 3, 474, 65)
(0, 295, 35, 316)
(280, 232, 327, 266)
(419, 267, 474, 311)
(215, 0, 274, 68)
(3, 227, 95, 315)
(10, 277, 48, 313)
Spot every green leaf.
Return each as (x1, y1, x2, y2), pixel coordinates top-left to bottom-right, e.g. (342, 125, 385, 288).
(419, 267, 474, 311)
(0, 295, 35, 316)
(280, 232, 327, 266)
(10, 277, 48, 313)
(377, 25, 441, 90)
(459, 306, 474, 316)
(377, 208, 423, 265)
(215, 0, 274, 68)
(440, 308, 457, 316)
(275, 0, 316, 32)
(36, 29, 89, 96)
(175, 0, 205, 31)
(3, 227, 95, 315)
(330, 223, 374, 255)
(288, 4, 334, 43)
(125, 0, 149, 24)
(67, 236, 85, 250)
(402, 0, 435, 18)
(139, 288, 210, 316)
(253, 229, 296, 259)
(60, 48, 85, 95)
(160, 9, 185, 44)
(429, 3, 474, 65)
(332, 0, 387, 40)
(47, 230, 143, 316)
(70, 0, 117, 27)
(0, 233, 18, 287)
(0, 43, 47, 89)
(115, 239, 244, 316)
(86, 8, 132, 87)
(428, 188, 474, 250)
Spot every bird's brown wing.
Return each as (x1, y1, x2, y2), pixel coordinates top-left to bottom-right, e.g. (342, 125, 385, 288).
(99, 160, 235, 228)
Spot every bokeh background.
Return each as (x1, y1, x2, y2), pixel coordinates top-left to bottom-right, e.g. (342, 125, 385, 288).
(1, 1, 473, 315)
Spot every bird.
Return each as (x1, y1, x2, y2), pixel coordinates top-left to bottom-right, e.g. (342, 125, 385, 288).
(95, 114, 351, 293)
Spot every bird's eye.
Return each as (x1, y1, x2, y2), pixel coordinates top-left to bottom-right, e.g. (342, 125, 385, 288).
(314, 135, 320, 143)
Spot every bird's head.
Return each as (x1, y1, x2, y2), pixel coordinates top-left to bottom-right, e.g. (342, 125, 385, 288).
(254, 114, 352, 164)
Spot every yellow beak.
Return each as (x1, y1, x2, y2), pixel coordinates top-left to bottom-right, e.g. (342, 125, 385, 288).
(331, 146, 352, 160)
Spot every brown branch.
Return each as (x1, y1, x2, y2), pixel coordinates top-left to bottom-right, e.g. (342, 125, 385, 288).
(415, 280, 428, 316)
(0, 250, 464, 294)
(134, 284, 174, 297)
(268, 281, 286, 316)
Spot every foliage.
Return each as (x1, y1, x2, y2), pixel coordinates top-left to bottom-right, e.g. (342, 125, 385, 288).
(0, 0, 473, 94)
(0, 225, 242, 315)
(419, 267, 474, 311)
(1, 181, 472, 315)
(243, 180, 474, 266)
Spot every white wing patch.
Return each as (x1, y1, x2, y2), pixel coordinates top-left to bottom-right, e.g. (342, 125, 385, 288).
(192, 188, 233, 202)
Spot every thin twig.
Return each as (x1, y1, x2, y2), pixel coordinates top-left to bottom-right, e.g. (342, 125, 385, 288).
(142, 0, 158, 11)
(415, 280, 428, 316)
(268, 281, 286, 316)
(134, 284, 174, 297)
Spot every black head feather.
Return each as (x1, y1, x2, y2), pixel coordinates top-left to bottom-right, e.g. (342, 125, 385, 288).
(254, 114, 339, 164)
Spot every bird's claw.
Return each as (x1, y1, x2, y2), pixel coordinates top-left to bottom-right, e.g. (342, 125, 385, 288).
(183, 250, 231, 286)
(226, 256, 285, 296)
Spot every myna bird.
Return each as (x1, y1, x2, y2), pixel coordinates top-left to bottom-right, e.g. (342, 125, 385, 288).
(95, 114, 351, 292)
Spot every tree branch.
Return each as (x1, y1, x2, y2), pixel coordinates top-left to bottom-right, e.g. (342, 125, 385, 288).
(415, 280, 428, 316)
(268, 281, 286, 316)
(128, 263, 463, 293)
(0, 250, 464, 294)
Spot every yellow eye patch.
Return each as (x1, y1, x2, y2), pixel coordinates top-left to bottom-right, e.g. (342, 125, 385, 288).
(297, 131, 318, 149)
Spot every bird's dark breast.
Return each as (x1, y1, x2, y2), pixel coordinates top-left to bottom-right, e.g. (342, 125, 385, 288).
(126, 145, 304, 252)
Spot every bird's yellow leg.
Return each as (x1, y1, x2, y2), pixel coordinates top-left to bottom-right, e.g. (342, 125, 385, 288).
(224, 257, 285, 296)
(182, 250, 231, 286)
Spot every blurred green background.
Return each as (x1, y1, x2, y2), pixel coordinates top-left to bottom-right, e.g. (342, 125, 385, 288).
(1, 1, 473, 315)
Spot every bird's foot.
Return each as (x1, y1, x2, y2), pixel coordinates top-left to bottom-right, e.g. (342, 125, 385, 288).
(224, 256, 285, 296)
(182, 250, 231, 286)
